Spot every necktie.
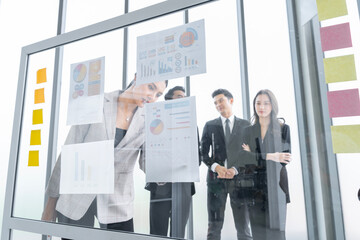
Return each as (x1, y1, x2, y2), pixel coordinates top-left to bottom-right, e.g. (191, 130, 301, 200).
(225, 119, 230, 144)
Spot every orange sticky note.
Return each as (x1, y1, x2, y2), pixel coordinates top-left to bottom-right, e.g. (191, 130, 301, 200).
(32, 109, 43, 125)
(37, 68, 47, 84)
(30, 130, 41, 145)
(34, 88, 45, 104)
(28, 151, 39, 166)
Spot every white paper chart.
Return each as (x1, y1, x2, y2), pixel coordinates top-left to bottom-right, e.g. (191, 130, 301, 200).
(67, 57, 105, 125)
(60, 140, 114, 194)
(145, 96, 199, 182)
(137, 19, 206, 84)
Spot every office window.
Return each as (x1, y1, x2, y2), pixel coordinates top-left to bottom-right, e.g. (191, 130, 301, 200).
(189, 1, 244, 239)
(65, 0, 125, 32)
(6, 0, 359, 239)
(243, 0, 307, 239)
(127, 12, 185, 234)
(13, 49, 56, 220)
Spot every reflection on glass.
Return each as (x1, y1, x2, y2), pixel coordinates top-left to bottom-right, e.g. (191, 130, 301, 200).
(42, 76, 168, 239)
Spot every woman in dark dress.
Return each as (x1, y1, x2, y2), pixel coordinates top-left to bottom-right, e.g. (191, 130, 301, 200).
(242, 89, 291, 239)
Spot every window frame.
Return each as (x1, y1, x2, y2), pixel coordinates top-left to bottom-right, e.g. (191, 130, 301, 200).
(1, 1, 216, 239)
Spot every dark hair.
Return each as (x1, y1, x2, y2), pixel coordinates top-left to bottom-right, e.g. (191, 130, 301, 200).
(211, 89, 233, 100)
(164, 86, 185, 100)
(251, 89, 284, 128)
(125, 79, 135, 90)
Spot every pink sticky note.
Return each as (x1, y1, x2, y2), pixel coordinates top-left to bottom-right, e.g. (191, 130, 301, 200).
(327, 89, 360, 118)
(320, 23, 352, 51)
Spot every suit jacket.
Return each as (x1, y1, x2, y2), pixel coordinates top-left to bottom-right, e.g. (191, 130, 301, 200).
(145, 182, 195, 197)
(242, 122, 291, 168)
(242, 122, 291, 230)
(200, 116, 250, 182)
(242, 123, 291, 199)
(46, 90, 146, 224)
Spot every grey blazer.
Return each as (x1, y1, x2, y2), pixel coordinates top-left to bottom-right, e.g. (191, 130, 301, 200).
(46, 90, 146, 224)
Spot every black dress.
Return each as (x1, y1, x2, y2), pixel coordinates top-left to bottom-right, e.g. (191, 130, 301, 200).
(242, 122, 291, 239)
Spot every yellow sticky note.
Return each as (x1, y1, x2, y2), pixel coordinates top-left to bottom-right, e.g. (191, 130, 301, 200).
(324, 55, 356, 83)
(30, 130, 41, 145)
(28, 151, 39, 166)
(316, 0, 348, 21)
(34, 88, 45, 104)
(32, 109, 43, 125)
(37, 68, 47, 84)
(331, 125, 360, 153)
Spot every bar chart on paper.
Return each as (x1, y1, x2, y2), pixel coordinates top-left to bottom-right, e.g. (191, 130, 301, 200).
(74, 152, 92, 182)
(184, 56, 199, 67)
(60, 140, 114, 194)
(140, 63, 156, 78)
(158, 60, 173, 74)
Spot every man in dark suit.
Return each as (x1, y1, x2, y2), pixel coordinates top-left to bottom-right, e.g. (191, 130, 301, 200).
(145, 86, 197, 238)
(201, 89, 252, 240)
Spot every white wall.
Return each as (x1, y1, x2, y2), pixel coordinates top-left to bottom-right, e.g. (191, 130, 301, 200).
(0, 0, 59, 233)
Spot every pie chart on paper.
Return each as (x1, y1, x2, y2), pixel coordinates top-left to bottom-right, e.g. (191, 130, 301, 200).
(150, 119, 164, 135)
(73, 64, 87, 82)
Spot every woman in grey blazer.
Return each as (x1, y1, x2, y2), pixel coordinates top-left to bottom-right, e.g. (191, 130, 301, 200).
(42, 76, 167, 234)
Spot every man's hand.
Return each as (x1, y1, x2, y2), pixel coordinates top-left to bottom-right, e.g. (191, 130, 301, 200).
(225, 168, 236, 179)
(215, 165, 227, 178)
(215, 166, 236, 179)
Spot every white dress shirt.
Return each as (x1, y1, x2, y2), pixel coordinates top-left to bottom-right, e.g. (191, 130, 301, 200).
(211, 115, 238, 175)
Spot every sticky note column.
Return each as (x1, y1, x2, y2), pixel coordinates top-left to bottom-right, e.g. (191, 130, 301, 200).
(29, 68, 46, 166)
(316, 0, 360, 153)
